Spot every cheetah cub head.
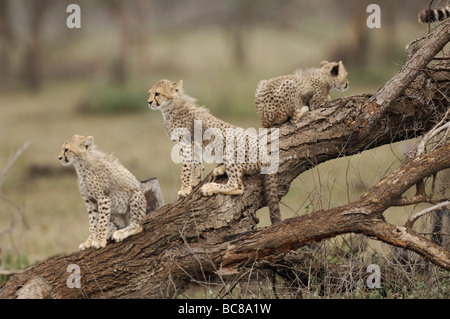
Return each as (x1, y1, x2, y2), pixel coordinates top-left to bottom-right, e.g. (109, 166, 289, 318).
(147, 79, 183, 110)
(59, 134, 94, 166)
(319, 61, 349, 92)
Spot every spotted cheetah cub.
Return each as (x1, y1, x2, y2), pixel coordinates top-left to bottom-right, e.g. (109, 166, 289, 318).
(147, 80, 281, 224)
(254, 61, 349, 128)
(59, 135, 146, 250)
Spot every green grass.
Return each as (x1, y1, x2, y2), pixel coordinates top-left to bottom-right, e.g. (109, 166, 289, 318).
(77, 84, 148, 114)
(0, 250, 30, 284)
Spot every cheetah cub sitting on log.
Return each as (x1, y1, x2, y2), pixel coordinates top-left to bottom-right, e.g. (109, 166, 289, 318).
(59, 135, 146, 250)
(254, 61, 349, 128)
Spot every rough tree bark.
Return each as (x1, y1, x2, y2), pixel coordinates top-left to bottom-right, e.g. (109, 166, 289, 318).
(1, 22, 449, 299)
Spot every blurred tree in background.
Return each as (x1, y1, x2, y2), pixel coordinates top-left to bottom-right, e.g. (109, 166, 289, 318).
(0, 0, 432, 98)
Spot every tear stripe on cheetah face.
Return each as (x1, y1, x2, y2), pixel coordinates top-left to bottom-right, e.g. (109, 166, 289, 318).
(148, 79, 281, 225)
(254, 60, 349, 128)
(59, 134, 146, 249)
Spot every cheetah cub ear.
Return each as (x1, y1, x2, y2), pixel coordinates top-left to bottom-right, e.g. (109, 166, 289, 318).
(85, 136, 94, 149)
(330, 63, 340, 77)
(173, 80, 183, 93)
(319, 60, 339, 76)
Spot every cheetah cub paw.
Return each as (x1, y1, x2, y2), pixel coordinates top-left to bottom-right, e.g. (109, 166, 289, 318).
(78, 238, 93, 251)
(201, 183, 219, 196)
(178, 186, 192, 198)
(91, 239, 107, 249)
(79, 238, 106, 250)
(112, 225, 143, 242)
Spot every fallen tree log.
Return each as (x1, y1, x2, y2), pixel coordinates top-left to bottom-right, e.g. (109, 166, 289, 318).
(1, 22, 449, 299)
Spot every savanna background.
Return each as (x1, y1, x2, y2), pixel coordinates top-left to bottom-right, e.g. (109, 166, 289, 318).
(0, 0, 449, 298)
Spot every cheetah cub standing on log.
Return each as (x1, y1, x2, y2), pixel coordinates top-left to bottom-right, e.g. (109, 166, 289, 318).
(59, 135, 146, 250)
(254, 61, 349, 128)
(147, 79, 281, 224)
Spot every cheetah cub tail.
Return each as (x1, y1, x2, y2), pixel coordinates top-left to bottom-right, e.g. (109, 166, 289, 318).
(418, 5, 450, 23)
(263, 174, 281, 224)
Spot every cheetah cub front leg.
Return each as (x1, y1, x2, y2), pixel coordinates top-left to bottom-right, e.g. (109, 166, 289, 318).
(93, 197, 111, 249)
(178, 162, 204, 197)
(78, 196, 111, 250)
(178, 162, 193, 198)
(78, 197, 100, 250)
(111, 190, 145, 242)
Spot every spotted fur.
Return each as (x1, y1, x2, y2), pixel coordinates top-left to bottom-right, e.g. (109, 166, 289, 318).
(254, 61, 349, 128)
(148, 80, 281, 224)
(59, 135, 146, 250)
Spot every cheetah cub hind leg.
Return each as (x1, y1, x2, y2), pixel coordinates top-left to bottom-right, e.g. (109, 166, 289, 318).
(199, 165, 229, 195)
(112, 190, 146, 243)
(106, 222, 119, 240)
(290, 105, 309, 124)
(201, 182, 244, 196)
(191, 162, 204, 186)
(290, 91, 313, 124)
(201, 163, 244, 196)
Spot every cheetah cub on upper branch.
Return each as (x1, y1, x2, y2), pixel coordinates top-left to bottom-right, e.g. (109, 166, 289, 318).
(59, 135, 146, 250)
(254, 61, 349, 128)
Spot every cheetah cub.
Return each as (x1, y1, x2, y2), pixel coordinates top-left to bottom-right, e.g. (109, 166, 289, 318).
(147, 80, 281, 224)
(59, 135, 146, 250)
(254, 61, 349, 128)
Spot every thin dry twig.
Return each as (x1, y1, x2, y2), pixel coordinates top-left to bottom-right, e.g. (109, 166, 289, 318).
(405, 200, 450, 228)
(416, 109, 450, 156)
(0, 140, 33, 190)
(0, 270, 25, 276)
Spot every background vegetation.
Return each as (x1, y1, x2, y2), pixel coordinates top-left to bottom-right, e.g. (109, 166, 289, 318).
(0, 0, 448, 298)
